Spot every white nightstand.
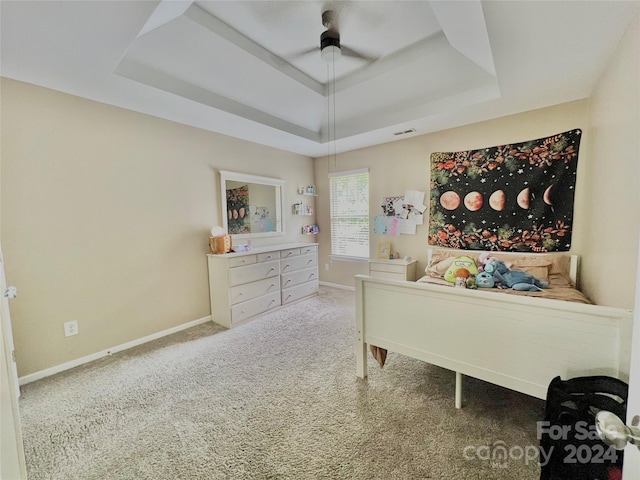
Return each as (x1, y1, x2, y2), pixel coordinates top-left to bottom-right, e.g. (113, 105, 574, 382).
(368, 258, 417, 281)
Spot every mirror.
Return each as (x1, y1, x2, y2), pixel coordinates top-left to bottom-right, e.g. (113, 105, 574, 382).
(219, 170, 285, 238)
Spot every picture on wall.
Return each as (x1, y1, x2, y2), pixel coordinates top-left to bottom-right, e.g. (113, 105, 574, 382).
(428, 129, 582, 252)
(226, 185, 251, 234)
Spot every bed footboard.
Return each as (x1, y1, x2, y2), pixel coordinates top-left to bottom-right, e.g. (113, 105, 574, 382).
(355, 275, 633, 407)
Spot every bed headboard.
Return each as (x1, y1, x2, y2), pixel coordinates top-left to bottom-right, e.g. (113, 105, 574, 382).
(426, 248, 580, 286)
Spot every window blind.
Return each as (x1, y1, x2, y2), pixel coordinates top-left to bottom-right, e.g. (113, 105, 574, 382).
(329, 169, 369, 258)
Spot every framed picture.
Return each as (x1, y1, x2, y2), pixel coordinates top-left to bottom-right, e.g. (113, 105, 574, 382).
(377, 242, 391, 259)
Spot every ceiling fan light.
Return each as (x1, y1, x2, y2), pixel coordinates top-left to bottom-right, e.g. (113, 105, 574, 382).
(321, 45, 341, 63)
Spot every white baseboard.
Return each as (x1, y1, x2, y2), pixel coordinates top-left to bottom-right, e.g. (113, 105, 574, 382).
(19, 315, 212, 386)
(319, 281, 355, 291)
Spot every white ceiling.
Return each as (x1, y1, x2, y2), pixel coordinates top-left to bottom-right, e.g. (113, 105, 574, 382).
(1, 1, 638, 157)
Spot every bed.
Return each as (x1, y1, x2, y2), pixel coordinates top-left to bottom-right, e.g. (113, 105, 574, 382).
(355, 249, 633, 408)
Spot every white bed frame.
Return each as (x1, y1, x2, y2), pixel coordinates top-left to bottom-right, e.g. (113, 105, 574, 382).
(355, 253, 633, 408)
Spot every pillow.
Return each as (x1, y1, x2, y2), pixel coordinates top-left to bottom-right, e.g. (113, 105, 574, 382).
(425, 249, 571, 286)
(425, 250, 481, 278)
(443, 255, 480, 283)
(425, 256, 454, 277)
(506, 254, 576, 287)
(546, 255, 575, 287)
(505, 257, 551, 284)
(518, 265, 549, 284)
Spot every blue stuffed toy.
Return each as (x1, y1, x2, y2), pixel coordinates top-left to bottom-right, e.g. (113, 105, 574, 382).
(475, 271, 495, 288)
(483, 258, 548, 291)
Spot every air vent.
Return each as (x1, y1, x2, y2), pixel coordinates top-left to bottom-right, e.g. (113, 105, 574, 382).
(393, 128, 416, 136)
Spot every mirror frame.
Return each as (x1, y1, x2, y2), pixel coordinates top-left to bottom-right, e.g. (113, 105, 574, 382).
(219, 170, 286, 239)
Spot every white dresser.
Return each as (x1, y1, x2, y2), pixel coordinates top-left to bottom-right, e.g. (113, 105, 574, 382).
(207, 243, 318, 328)
(368, 258, 417, 281)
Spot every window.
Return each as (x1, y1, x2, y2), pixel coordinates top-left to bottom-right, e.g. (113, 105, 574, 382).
(329, 169, 369, 259)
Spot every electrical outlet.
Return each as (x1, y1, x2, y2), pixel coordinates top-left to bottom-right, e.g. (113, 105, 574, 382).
(325, 263, 329, 271)
(64, 320, 79, 337)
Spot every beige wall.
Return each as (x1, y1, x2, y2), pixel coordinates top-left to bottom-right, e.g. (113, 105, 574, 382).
(315, 12, 639, 310)
(581, 13, 640, 308)
(1, 79, 315, 377)
(315, 101, 591, 286)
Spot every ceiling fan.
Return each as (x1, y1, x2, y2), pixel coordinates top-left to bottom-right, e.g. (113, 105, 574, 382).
(292, 9, 376, 64)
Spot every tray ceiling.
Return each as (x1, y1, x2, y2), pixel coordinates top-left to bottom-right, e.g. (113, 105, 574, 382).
(1, 1, 638, 157)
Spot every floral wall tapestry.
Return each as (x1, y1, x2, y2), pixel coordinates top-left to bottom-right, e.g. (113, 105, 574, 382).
(428, 129, 581, 252)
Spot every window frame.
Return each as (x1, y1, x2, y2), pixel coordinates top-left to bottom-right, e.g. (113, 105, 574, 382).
(328, 168, 370, 261)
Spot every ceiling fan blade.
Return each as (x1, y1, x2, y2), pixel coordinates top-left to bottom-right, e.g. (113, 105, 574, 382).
(340, 45, 377, 62)
(287, 46, 319, 60)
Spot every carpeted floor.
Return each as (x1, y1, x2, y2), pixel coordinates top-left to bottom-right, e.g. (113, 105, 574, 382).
(19, 286, 544, 479)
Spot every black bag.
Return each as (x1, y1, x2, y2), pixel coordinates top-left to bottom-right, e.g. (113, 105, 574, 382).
(539, 375, 628, 480)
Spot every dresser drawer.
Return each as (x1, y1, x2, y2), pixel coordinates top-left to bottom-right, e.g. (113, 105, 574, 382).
(299, 245, 318, 255)
(231, 291, 280, 323)
(369, 260, 416, 281)
(279, 248, 300, 259)
(370, 263, 406, 274)
(282, 280, 318, 305)
(208, 244, 318, 329)
(281, 267, 318, 290)
(280, 253, 317, 274)
(228, 255, 256, 268)
(229, 259, 280, 286)
(257, 251, 280, 263)
(229, 276, 280, 306)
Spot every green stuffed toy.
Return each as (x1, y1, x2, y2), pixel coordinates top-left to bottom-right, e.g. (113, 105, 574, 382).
(444, 255, 479, 284)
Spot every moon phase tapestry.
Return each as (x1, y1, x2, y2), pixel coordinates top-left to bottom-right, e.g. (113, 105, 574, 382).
(428, 129, 581, 252)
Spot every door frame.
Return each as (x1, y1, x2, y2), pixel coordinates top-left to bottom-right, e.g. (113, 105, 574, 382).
(0, 242, 27, 478)
(622, 243, 640, 479)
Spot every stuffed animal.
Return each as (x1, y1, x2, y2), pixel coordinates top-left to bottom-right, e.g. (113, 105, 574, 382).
(455, 277, 467, 288)
(478, 251, 512, 272)
(453, 267, 471, 288)
(477, 252, 494, 272)
(475, 271, 495, 288)
(483, 258, 548, 291)
(444, 256, 479, 284)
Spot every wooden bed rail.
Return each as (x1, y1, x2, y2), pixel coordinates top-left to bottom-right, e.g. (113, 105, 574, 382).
(355, 274, 633, 408)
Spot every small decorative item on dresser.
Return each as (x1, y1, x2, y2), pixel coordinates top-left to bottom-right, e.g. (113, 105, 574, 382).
(209, 235, 232, 254)
(233, 243, 251, 252)
(209, 226, 232, 254)
(377, 242, 391, 259)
